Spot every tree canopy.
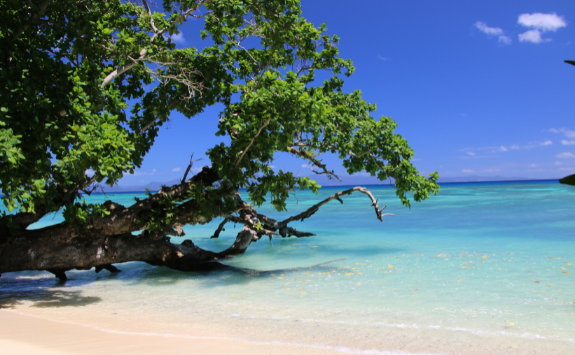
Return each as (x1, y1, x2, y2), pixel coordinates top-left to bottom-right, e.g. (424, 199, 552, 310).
(0, 0, 439, 278)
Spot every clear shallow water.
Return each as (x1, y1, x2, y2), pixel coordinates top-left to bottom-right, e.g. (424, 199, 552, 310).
(2, 182, 575, 354)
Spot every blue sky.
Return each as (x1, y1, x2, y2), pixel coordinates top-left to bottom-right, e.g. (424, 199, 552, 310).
(119, 0, 574, 187)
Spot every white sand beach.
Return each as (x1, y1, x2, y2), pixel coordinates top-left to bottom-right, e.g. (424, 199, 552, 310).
(0, 310, 347, 355)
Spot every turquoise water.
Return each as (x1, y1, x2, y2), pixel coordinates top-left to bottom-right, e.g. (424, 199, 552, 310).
(2, 181, 575, 354)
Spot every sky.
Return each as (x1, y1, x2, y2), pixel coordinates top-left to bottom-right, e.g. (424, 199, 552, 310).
(119, 0, 574, 187)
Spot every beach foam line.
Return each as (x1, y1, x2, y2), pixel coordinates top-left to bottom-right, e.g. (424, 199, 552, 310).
(1, 310, 443, 355)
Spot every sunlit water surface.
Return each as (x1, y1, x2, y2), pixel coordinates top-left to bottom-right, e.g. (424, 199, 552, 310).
(1, 181, 574, 354)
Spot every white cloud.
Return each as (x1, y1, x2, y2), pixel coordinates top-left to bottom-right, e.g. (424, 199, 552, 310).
(475, 21, 512, 45)
(518, 13, 567, 44)
(462, 169, 475, 173)
(541, 140, 553, 146)
(467, 152, 475, 156)
(555, 161, 563, 165)
(301, 164, 311, 168)
(518, 13, 567, 32)
(528, 163, 537, 168)
(518, 29, 547, 43)
(475, 21, 503, 35)
(562, 140, 575, 145)
(559, 167, 575, 171)
(172, 167, 181, 172)
(499, 146, 508, 152)
(269, 165, 276, 168)
(170, 32, 186, 44)
(556, 152, 575, 159)
(549, 128, 575, 138)
(377, 55, 389, 61)
(498, 35, 512, 45)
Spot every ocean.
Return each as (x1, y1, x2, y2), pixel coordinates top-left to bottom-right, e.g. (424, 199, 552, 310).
(1, 181, 574, 354)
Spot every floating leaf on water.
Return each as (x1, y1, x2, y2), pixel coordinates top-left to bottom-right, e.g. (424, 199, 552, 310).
(270, 274, 276, 276)
(293, 243, 300, 245)
(388, 265, 394, 268)
(409, 270, 413, 273)
(345, 273, 354, 276)
(563, 272, 569, 274)
(482, 255, 487, 259)
(414, 254, 418, 257)
(311, 246, 318, 248)
(508, 322, 515, 326)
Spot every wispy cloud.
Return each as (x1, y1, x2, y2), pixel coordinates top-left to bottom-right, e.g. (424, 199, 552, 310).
(462, 141, 552, 155)
(557, 152, 575, 159)
(172, 167, 181, 172)
(548, 128, 575, 139)
(561, 140, 575, 145)
(462, 169, 475, 173)
(518, 13, 567, 43)
(475, 21, 512, 45)
(377, 55, 390, 61)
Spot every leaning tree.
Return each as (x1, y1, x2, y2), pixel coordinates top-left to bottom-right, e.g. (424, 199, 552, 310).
(0, 0, 439, 279)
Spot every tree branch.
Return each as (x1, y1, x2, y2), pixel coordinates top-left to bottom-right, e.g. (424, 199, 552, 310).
(11, 0, 51, 41)
(279, 186, 393, 226)
(210, 217, 229, 238)
(288, 146, 341, 181)
(233, 117, 271, 167)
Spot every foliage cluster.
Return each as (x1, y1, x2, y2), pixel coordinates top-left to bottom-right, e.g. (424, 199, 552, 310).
(1, 0, 439, 233)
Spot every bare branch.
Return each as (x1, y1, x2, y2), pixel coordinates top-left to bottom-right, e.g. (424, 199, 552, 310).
(181, 153, 202, 183)
(288, 146, 341, 181)
(279, 186, 393, 226)
(210, 217, 229, 239)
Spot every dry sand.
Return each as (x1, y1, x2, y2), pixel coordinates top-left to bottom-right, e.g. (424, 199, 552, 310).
(0, 310, 346, 355)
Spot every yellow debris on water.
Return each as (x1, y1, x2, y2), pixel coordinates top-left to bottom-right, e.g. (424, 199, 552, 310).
(482, 255, 487, 259)
(311, 246, 318, 248)
(508, 322, 515, 326)
(345, 272, 354, 276)
(270, 274, 276, 276)
(388, 265, 394, 269)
